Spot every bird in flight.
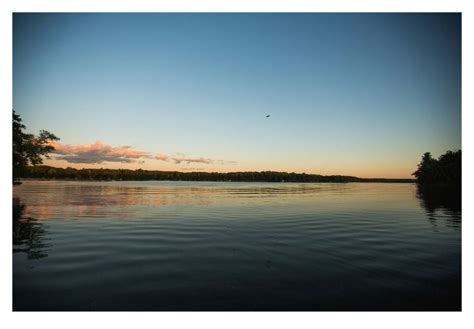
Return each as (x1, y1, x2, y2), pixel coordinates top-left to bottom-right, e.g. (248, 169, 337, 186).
(265, 114, 270, 118)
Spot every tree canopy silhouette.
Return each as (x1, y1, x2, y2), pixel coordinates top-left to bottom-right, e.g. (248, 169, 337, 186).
(20, 165, 414, 183)
(13, 110, 59, 183)
(412, 150, 461, 185)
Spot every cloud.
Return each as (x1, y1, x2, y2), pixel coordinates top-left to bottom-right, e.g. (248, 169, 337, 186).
(155, 153, 170, 161)
(154, 153, 215, 165)
(172, 157, 213, 164)
(50, 140, 237, 166)
(51, 141, 151, 164)
(216, 159, 238, 165)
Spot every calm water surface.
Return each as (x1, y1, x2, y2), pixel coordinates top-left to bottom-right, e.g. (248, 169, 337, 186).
(13, 180, 461, 311)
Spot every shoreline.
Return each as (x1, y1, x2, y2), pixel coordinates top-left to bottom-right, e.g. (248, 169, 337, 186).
(16, 177, 416, 184)
(17, 166, 416, 184)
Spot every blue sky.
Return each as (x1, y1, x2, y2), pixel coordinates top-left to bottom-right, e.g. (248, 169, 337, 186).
(13, 13, 461, 178)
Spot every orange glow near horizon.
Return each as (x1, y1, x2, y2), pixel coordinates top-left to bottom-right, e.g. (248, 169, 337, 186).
(42, 158, 417, 179)
(39, 140, 425, 179)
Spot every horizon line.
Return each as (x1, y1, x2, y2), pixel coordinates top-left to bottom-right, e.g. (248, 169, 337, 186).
(25, 165, 416, 181)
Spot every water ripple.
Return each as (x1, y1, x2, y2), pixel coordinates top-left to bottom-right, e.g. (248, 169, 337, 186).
(13, 180, 461, 310)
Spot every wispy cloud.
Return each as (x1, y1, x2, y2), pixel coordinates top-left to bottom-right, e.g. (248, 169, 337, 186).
(172, 156, 213, 164)
(155, 153, 170, 161)
(51, 141, 151, 164)
(155, 153, 212, 164)
(50, 140, 237, 166)
(154, 153, 230, 165)
(216, 160, 238, 165)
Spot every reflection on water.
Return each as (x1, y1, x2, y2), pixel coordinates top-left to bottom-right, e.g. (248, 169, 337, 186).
(416, 184, 461, 229)
(13, 198, 49, 259)
(13, 180, 461, 311)
(12, 181, 357, 221)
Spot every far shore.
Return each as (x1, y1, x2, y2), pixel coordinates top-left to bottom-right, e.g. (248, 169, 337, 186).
(18, 166, 415, 184)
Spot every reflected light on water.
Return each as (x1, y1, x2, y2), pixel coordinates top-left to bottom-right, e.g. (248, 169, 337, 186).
(13, 180, 461, 311)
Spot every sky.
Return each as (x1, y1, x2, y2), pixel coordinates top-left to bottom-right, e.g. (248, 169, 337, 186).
(13, 13, 461, 178)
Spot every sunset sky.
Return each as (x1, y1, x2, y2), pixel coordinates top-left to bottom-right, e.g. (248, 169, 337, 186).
(13, 13, 461, 178)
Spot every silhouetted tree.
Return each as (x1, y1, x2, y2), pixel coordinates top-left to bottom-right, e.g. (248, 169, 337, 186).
(13, 110, 59, 183)
(412, 150, 461, 185)
(412, 152, 436, 184)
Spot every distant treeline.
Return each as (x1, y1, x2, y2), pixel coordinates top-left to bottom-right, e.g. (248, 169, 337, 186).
(412, 150, 461, 186)
(21, 166, 415, 183)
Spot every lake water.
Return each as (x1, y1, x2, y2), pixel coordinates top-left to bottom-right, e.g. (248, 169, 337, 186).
(13, 180, 461, 311)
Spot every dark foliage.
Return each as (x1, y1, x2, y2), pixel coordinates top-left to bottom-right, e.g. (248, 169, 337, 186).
(416, 184, 461, 214)
(20, 165, 415, 183)
(13, 110, 59, 183)
(412, 150, 461, 185)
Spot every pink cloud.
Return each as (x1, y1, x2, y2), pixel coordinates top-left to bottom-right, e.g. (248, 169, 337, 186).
(155, 153, 170, 161)
(51, 141, 151, 164)
(49, 140, 237, 166)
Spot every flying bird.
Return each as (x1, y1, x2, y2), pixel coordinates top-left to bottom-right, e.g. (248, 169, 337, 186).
(265, 114, 270, 118)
